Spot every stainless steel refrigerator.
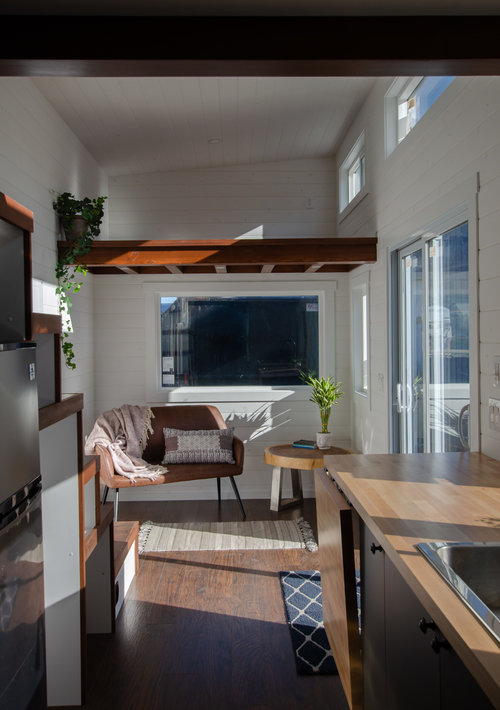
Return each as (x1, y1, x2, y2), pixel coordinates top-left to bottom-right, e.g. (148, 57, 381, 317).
(0, 342, 46, 709)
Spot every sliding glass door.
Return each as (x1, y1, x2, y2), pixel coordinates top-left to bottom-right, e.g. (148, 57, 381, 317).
(398, 244, 424, 453)
(394, 221, 470, 453)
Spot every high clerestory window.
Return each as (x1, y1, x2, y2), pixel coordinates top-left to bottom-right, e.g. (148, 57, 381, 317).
(385, 76, 454, 157)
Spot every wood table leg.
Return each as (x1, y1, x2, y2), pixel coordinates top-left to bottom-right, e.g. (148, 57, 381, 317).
(270, 466, 304, 511)
(270, 466, 284, 511)
(290, 468, 303, 503)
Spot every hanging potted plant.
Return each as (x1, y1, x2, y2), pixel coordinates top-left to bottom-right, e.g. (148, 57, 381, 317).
(301, 371, 343, 449)
(53, 191, 107, 242)
(53, 192, 107, 370)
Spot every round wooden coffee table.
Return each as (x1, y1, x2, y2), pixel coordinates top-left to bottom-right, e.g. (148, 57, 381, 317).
(264, 443, 352, 511)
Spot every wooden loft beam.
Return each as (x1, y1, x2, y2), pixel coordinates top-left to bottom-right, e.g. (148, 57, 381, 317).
(58, 237, 377, 274)
(305, 263, 325, 273)
(2, 16, 500, 77)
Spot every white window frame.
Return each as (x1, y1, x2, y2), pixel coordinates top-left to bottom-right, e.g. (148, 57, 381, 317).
(351, 271, 370, 399)
(144, 279, 337, 403)
(385, 76, 454, 157)
(339, 131, 366, 215)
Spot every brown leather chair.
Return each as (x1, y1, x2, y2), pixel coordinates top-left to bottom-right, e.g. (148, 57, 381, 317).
(96, 405, 245, 520)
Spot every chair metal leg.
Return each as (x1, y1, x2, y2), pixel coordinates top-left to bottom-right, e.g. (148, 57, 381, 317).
(217, 477, 221, 503)
(102, 485, 109, 505)
(114, 488, 119, 522)
(229, 476, 246, 520)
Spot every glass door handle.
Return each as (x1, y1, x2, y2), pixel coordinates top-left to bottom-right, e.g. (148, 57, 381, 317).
(396, 383, 405, 413)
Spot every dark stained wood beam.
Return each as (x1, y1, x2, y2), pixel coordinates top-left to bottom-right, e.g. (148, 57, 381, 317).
(58, 237, 377, 271)
(0, 191, 34, 232)
(2, 16, 500, 77)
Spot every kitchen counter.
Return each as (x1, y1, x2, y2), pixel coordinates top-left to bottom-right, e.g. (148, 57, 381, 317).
(323, 451, 500, 709)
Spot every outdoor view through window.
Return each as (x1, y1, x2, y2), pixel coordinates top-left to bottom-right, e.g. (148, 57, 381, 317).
(160, 295, 319, 387)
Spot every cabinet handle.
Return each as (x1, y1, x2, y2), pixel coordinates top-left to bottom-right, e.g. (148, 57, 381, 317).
(430, 635, 450, 654)
(419, 617, 437, 634)
(370, 542, 383, 554)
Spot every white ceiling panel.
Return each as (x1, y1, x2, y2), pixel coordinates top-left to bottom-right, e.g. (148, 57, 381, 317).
(33, 76, 375, 176)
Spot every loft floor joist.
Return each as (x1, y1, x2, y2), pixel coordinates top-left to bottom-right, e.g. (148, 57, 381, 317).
(58, 237, 377, 275)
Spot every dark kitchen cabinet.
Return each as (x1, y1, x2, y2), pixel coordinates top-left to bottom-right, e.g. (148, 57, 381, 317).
(361, 524, 494, 710)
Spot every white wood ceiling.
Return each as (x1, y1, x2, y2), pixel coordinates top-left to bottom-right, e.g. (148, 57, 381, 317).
(33, 76, 375, 176)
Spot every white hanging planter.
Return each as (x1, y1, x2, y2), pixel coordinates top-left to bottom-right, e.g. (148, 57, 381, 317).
(316, 432, 332, 450)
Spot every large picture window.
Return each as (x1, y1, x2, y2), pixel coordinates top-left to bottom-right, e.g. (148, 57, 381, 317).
(159, 294, 320, 388)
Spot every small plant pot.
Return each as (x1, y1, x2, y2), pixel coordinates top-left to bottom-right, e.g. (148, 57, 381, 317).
(316, 432, 332, 450)
(61, 215, 88, 241)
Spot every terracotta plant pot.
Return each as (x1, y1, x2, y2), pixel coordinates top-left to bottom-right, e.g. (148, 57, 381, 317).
(61, 215, 88, 241)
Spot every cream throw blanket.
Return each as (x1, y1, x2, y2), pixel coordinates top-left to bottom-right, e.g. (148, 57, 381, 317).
(85, 404, 166, 482)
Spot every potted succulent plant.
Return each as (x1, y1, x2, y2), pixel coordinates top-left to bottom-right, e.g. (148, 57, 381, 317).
(52, 192, 107, 369)
(301, 371, 343, 449)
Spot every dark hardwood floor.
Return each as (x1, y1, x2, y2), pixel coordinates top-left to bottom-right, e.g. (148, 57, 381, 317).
(81, 498, 349, 710)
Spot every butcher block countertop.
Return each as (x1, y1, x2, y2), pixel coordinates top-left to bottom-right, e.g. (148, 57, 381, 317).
(323, 451, 500, 709)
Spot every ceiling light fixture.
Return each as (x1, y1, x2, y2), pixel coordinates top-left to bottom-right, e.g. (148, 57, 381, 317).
(208, 138, 221, 144)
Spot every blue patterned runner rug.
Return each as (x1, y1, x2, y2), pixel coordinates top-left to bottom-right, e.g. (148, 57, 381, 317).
(279, 570, 337, 675)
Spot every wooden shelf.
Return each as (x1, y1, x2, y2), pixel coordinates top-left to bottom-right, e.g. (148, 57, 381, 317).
(32, 312, 62, 406)
(38, 392, 83, 431)
(32, 311, 61, 334)
(58, 236, 378, 275)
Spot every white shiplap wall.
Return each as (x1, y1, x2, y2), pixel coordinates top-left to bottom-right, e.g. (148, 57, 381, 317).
(0, 79, 107, 431)
(97, 158, 351, 500)
(108, 158, 337, 239)
(337, 76, 500, 460)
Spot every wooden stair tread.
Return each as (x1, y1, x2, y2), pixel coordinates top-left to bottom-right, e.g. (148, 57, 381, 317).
(113, 520, 139, 578)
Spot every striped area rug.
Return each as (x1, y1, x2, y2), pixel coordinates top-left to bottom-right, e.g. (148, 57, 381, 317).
(138, 517, 318, 553)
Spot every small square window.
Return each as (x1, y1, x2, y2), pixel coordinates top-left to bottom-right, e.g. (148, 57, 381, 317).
(339, 132, 365, 213)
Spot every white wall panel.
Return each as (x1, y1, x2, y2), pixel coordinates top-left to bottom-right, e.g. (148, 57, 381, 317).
(0, 78, 107, 431)
(108, 158, 337, 240)
(337, 76, 500, 459)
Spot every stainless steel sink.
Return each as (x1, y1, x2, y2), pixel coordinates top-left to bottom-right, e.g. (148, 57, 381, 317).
(417, 541, 500, 645)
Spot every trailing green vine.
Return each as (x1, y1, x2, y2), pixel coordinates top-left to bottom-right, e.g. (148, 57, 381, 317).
(53, 192, 107, 370)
